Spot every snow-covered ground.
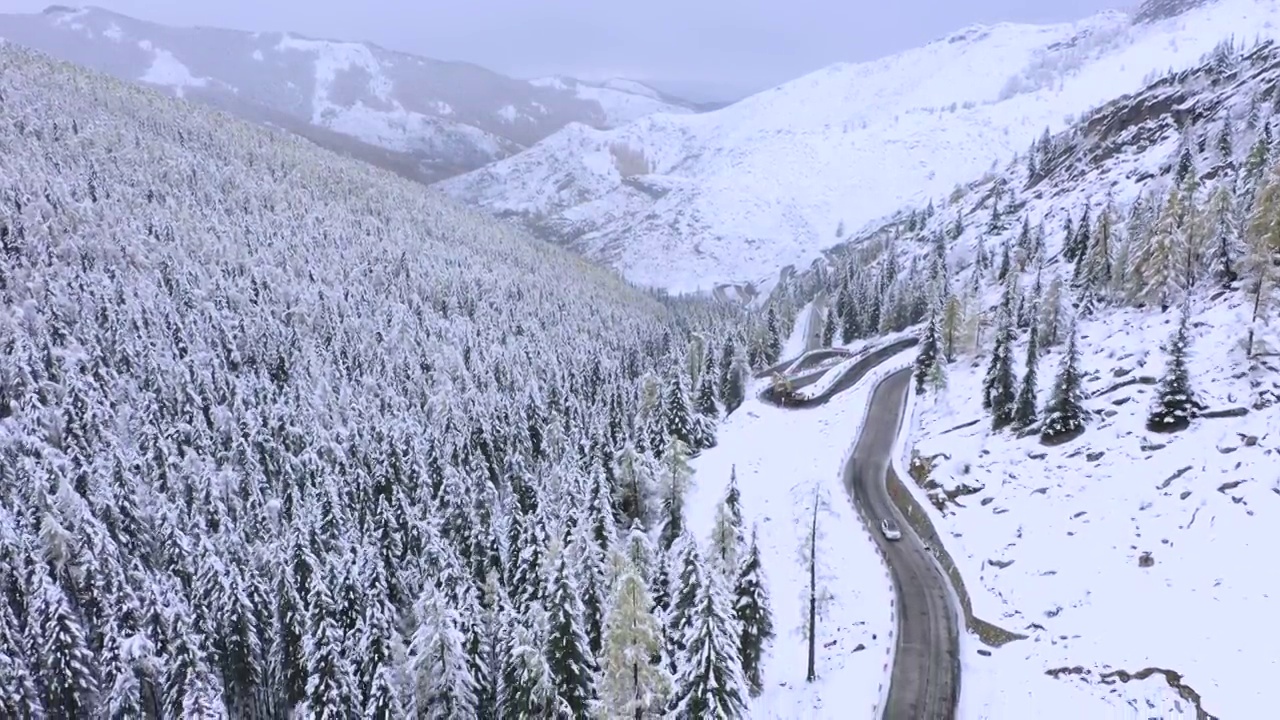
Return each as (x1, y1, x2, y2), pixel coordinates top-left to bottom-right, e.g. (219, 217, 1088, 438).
(685, 337, 903, 718)
(912, 298, 1280, 718)
(441, 0, 1280, 293)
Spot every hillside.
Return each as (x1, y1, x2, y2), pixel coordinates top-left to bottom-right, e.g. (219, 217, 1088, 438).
(719, 31, 1280, 717)
(0, 43, 808, 718)
(440, 0, 1280, 294)
(0, 5, 697, 183)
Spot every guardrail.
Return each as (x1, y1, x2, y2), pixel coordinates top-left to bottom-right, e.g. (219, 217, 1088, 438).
(881, 366, 1027, 650)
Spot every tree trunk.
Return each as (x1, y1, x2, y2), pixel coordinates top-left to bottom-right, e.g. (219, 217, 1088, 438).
(806, 500, 818, 683)
(1247, 277, 1264, 357)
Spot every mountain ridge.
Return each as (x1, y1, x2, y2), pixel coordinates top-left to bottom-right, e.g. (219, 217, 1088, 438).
(0, 4, 702, 183)
(439, 0, 1274, 295)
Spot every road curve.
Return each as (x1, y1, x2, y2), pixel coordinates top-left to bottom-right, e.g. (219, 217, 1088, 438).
(845, 368, 959, 720)
(758, 338, 917, 408)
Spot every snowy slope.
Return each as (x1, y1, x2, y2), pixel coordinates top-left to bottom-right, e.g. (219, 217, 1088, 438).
(740, 29, 1280, 717)
(440, 0, 1280, 293)
(685, 337, 904, 718)
(530, 75, 695, 126)
(915, 300, 1280, 719)
(0, 5, 701, 182)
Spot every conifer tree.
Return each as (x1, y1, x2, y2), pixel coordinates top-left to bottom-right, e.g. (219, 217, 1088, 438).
(1012, 303, 1040, 430)
(408, 582, 478, 719)
(820, 307, 836, 347)
(1133, 188, 1183, 311)
(1148, 300, 1201, 433)
(33, 571, 100, 717)
(599, 544, 671, 720)
(657, 438, 693, 554)
(545, 548, 598, 718)
(669, 552, 748, 720)
(498, 603, 556, 718)
(663, 370, 697, 451)
(1040, 323, 1088, 445)
(734, 527, 774, 698)
(763, 307, 782, 365)
(665, 533, 703, 673)
(708, 470, 747, 577)
(1177, 145, 1195, 184)
(1244, 168, 1280, 357)
(914, 307, 942, 394)
(941, 293, 965, 362)
(986, 310, 1018, 430)
(614, 442, 655, 530)
(1208, 182, 1241, 286)
(694, 352, 719, 419)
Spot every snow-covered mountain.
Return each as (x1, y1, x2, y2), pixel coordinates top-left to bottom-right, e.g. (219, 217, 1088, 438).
(712, 26, 1280, 716)
(0, 5, 699, 183)
(440, 0, 1280, 294)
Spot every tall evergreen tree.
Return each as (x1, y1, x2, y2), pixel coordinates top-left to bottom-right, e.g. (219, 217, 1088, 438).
(1148, 300, 1202, 432)
(914, 307, 942, 394)
(1012, 304, 1041, 430)
(1040, 323, 1088, 445)
(599, 542, 671, 720)
(663, 370, 697, 451)
(408, 582, 478, 719)
(708, 470, 747, 577)
(763, 307, 782, 365)
(657, 438, 693, 554)
(545, 548, 598, 718)
(669, 552, 749, 719)
(734, 528, 774, 698)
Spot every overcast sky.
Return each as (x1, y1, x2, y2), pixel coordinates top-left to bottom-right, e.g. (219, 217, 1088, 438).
(12, 0, 1129, 100)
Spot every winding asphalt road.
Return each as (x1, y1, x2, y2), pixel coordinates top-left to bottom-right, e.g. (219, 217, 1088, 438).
(845, 368, 959, 720)
(757, 340, 958, 719)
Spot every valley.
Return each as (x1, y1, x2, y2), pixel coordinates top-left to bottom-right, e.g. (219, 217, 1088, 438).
(1, 0, 1279, 717)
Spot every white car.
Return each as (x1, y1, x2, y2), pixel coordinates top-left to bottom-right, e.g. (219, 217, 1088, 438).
(880, 518, 902, 541)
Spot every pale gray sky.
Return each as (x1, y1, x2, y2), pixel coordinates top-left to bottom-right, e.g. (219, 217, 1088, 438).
(12, 1, 1129, 100)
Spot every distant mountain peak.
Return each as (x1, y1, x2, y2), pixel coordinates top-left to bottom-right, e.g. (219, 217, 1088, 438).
(0, 5, 703, 185)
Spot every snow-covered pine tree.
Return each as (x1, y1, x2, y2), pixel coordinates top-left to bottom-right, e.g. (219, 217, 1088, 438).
(914, 306, 943, 394)
(669, 549, 749, 719)
(941, 293, 965, 362)
(1133, 187, 1183, 311)
(1012, 302, 1041, 430)
(657, 438, 693, 554)
(545, 546, 598, 718)
(708, 469, 747, 578)
(695, 348, 719, 419)
(1177, 145, 1196, 184)
(820, 307, 837, 347)
(1080, 199, 1116, 306)
(614, 441, 656, 531)
(986, 309, 1018, 431)
(763, 306, 783, 365)
(1036, 271, 1065, 349)
(599, 545, 671, 719)
(498, 603, 557, 718)
(32, 570, 100, 717)
(663, 370, 698, 451)
(1040, 323, 1088, 445)
(1207, 181, 1242, 286)
(1147, 299, 1202, 433)
(1244, 166, 1280, 357)
(664, 532, 703, 674)
(734, 527, 774, 698)
(408, 581, 478, 719)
